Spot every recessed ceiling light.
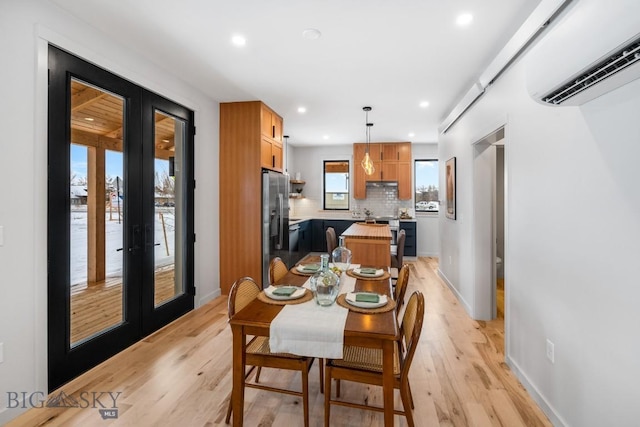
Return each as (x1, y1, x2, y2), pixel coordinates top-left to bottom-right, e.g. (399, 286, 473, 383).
(231, 34, 246, 46)
(84, 117, 94, 121)
(419, 101, 430, 108)
(323, 135, 329, 140)
(456, 13, 473, 26)
(408, 133, 415, 138)
(302, 28, 322, 40)
(298, 107, 307, 113)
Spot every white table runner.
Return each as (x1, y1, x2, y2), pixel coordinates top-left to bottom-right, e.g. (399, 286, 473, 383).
(269, 266, 357, 359)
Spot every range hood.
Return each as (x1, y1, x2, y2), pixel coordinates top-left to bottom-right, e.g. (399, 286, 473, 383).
(366, 181, 398, 187)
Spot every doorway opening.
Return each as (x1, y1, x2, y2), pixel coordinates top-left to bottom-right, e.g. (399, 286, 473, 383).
(472, 126, 505, 321)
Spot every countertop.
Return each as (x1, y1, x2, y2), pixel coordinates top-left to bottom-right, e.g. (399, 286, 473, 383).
(341, 223, 392, 240)
(289, 216, 416, 225)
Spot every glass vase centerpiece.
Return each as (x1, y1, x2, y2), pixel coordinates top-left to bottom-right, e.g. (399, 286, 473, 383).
(310, 253, 340, 306)
(331, 236, 352, 276)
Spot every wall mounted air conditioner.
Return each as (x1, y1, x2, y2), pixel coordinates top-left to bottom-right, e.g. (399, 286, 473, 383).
(526, 0, 640, 106)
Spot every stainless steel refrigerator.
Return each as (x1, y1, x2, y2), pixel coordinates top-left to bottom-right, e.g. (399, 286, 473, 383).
(262, 169, 289, 287)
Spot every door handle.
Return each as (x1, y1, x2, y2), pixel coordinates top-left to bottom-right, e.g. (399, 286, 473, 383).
(129, 225, 141, 253)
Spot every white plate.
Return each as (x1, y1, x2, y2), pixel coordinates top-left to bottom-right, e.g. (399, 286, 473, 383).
(296, 264, 320, 274)
(265, 286, 306, 301)
(352, 268, 384, 278)
(345, 292, 387, 309)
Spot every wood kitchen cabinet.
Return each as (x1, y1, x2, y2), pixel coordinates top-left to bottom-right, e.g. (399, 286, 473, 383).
(353, 142, 412, 200)
(259, 104, 283, 171)
(219, 100, 285, 294)
(261, 105, 283, 142)
(261, 137, 283, 170)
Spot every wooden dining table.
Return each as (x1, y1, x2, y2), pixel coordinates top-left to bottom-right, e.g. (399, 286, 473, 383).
(229, 258, 399, 426)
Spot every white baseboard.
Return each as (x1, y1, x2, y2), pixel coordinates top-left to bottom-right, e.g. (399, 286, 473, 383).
(506, 355, 567, 427)
(417, 251, 439, 258)
(197, 288, 221, 307)
(437, 267, 473, 315)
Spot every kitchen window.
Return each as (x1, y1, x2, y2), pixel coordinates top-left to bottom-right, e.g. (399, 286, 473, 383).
(323, 160, 350, 210)
(414, 159, 439, 212)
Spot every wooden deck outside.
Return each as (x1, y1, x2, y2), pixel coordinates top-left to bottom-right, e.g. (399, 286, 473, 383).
(70, 267, 177, 344)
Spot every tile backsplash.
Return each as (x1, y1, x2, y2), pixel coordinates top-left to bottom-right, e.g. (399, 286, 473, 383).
(292, 186, 413, 218)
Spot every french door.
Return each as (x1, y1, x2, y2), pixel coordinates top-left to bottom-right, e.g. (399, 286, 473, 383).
(48, 46, 194, 390)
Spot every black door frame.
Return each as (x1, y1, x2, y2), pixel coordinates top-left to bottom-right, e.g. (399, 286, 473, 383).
(47, 45, 194, 391)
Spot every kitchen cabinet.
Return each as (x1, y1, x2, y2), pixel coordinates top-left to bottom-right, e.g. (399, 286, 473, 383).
(261, 105, 283, 142)
(311, 219, 325, 252)
(298, 220, 312, 256)
(219, 101, 285, 294)
(353, 142, 412, 200)
(259, 104, 283, 171)
(353, 144, 367, 199)
(400, 221, 416, 257)
(261, 137, 283, 170)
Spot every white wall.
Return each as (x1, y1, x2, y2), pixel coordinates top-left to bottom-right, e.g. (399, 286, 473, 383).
(0, 1, 220, 421)
(438, 24, 640, 427)
(288, 144, 355, 218)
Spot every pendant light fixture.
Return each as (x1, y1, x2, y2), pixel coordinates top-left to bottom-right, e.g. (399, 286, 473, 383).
(361, 106, 375, 176)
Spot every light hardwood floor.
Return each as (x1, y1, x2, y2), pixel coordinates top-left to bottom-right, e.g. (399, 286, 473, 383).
(9, 258, 550, 426)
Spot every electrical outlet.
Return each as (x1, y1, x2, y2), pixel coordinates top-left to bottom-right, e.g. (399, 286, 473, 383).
(546, 339, 554, 364)
(449, 255, 452, 265)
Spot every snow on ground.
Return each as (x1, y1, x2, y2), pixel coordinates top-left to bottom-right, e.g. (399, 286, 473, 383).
(70, 207, 175, 285)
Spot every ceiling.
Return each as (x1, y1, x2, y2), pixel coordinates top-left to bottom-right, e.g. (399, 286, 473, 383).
(51, 0, 541, 146)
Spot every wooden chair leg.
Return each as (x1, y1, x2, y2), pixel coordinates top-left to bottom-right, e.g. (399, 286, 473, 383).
(408, 381, 415, 409)
(319, 358, 324, 394)
(255, 366, 263, 383)
(400, 382, 415, 427)
(302, 365, 309, 427)
(324, 365, 332, 427)
(225, 395, 232, 424)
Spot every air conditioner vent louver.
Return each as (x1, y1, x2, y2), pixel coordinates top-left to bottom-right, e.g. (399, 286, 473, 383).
(542, 36, 640, 105)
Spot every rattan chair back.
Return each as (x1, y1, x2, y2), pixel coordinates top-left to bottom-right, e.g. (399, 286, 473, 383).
(399, 291, 425, 382)
(228, 276, 261, 319)
(268, 257, 289, 285)
(395, 264, 410, 308)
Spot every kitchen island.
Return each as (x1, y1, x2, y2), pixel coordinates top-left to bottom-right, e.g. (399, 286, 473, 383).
(341, 223, 392, 267)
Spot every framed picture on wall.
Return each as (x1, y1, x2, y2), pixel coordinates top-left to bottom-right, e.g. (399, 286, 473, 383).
(445, 157, 456, 220)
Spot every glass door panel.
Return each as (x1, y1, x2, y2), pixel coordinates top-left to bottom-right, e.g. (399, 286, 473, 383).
(153, 111, 186, 307)
(69, 79, 125, 347)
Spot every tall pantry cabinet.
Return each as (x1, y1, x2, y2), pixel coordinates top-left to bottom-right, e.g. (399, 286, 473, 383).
(219, 101, 284, 294)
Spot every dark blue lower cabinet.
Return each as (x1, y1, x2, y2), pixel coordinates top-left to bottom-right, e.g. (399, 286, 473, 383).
(400, 221, 417, 257)
(311, 219, 325, 252)
(298, 220, 312, 257)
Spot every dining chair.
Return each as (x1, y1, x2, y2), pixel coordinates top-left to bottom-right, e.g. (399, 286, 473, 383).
(326, 227, 337, 253)
(225, 276, 320, 426)
(394, 264, 410, 309)
(323, 291, 425, 427)
(268, 256, 289, 285)
(390, 229, 406, 283)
